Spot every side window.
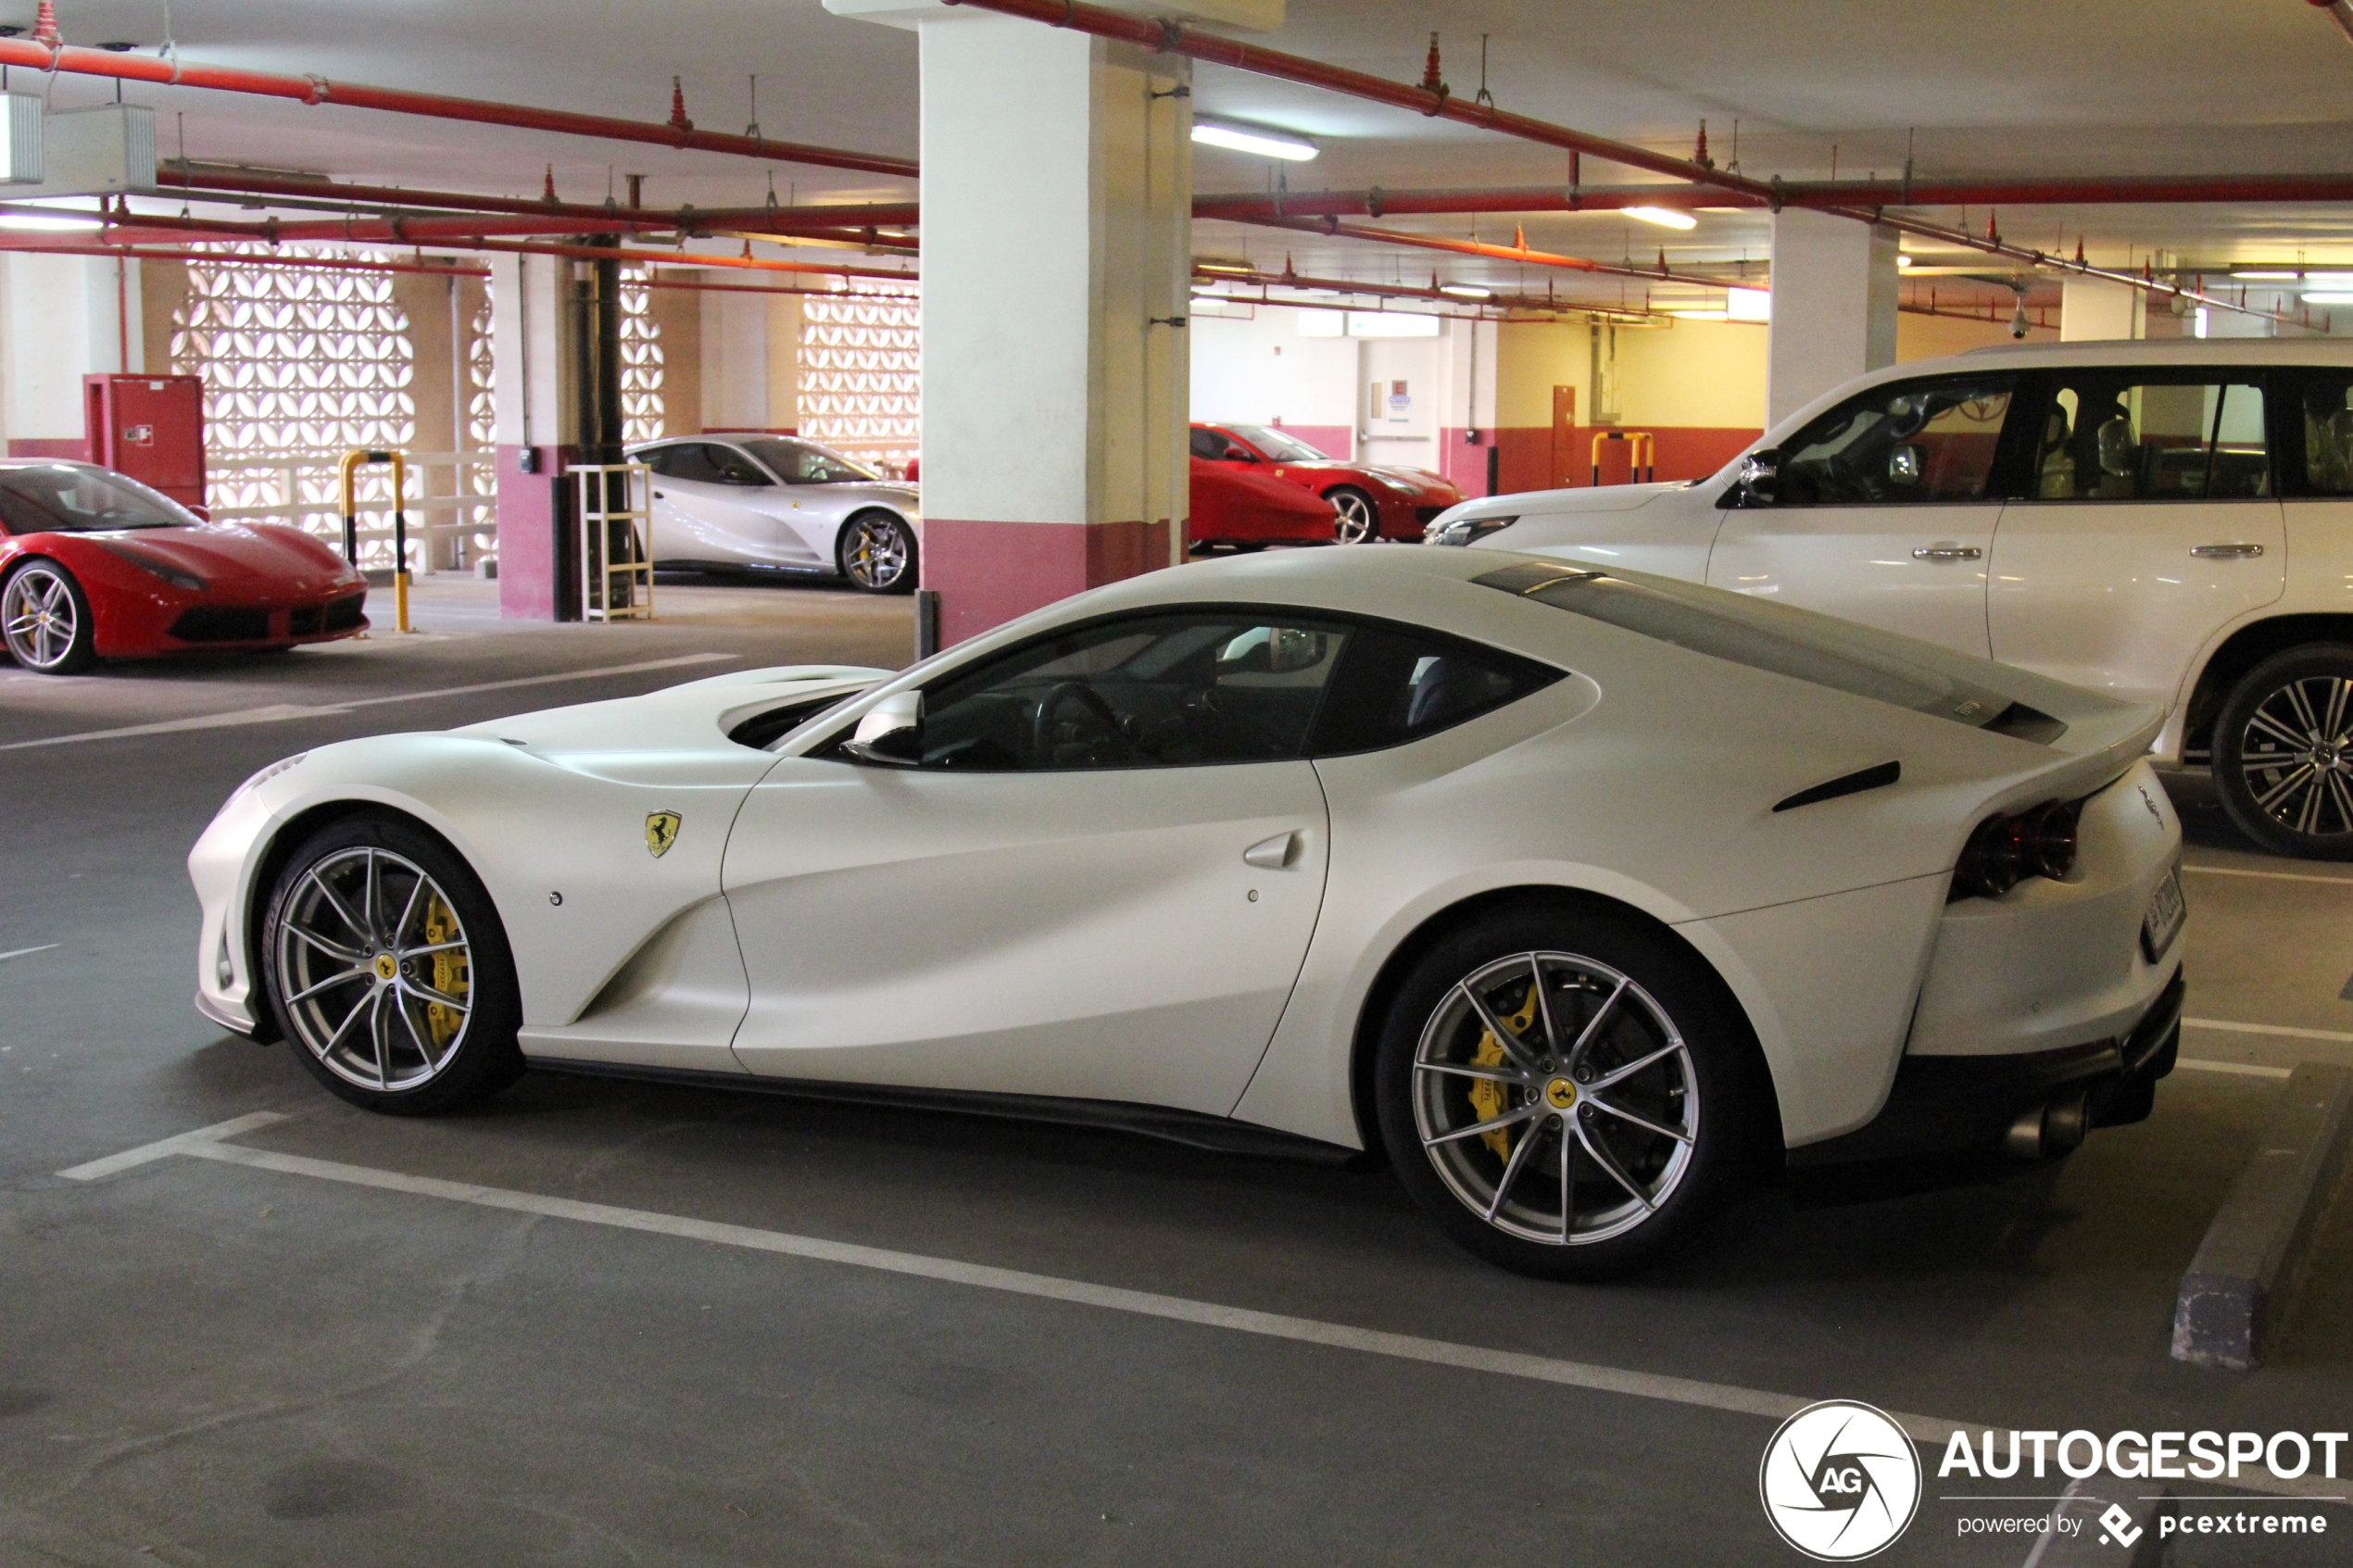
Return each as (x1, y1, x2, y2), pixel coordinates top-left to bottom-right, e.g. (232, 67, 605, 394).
(661, 445, 726, 484)
(706, 445, 773, 486)
(2285, 371, 2353, 495)
(636, 445, 679, 478)
(1775, 376, 2016, 506)
(2033, 376, 2269, 501)
(909, 611, 1349, 771)
(1189, 427, 1237, 460)
(1308, 623, 1560, 756)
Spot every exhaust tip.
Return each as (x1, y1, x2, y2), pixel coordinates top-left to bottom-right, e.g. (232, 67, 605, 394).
(2007, 1093, 2092, 1160)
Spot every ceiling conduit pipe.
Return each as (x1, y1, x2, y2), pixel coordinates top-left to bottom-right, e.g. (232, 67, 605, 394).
(156, 168, 924, 236)
(1241, 214, 1734, 290)
(1198, 266, 1662, 320)
(0, 36, 919, 177)
(937, 0, 1770, 199)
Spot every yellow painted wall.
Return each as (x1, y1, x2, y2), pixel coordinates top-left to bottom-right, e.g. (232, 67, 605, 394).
(1615, 318, 1767, 429)
(1497, 320, 1590, 429)
(1896, 309, 2059, 363)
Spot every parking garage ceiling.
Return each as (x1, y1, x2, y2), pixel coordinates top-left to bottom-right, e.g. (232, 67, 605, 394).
(5, 0, 2352, 308)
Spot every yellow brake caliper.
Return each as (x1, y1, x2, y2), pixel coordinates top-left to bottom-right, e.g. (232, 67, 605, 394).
(1466, 985, 1542, 1159)
(422, 893, 470, 1052)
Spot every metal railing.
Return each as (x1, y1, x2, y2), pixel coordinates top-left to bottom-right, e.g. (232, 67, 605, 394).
(201, 448, 497, 573)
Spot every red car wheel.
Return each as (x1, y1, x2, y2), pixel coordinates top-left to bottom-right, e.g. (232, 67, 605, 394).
(2, 559, 96, 674)
(1327, 487, 1379, 545)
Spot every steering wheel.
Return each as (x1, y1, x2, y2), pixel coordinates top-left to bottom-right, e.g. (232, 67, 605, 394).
(1030, 681, 1132, 766)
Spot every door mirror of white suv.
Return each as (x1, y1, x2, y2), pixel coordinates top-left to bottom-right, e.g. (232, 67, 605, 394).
(1737, 448, 1781, 506)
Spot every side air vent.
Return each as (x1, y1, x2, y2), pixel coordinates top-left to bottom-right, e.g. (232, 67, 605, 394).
(1773, 759, 1901, 814)
(1983, 702, 2068, 745)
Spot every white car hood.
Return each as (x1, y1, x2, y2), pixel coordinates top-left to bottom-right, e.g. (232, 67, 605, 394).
(450, 665, 888, 759)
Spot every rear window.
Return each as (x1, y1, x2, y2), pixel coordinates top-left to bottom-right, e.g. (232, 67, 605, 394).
(1475, 561, 2063, 739)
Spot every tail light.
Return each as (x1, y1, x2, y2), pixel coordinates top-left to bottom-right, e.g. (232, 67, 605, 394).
(1951, 798, 2082, 901)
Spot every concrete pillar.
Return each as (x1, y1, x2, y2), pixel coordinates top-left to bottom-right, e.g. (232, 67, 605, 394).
(1435, 317, 1499, 496)
(2060, 278, 2144, 342)
(488, 252, 574, 619)
(831, 0, 1209, 644)
(0, 253, 140, 458)
(1766, 210, 1897, 430)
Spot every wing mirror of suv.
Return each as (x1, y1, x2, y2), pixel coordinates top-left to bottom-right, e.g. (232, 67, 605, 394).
(840, 690, 923, 766)
(1736, 448, 1781, 505)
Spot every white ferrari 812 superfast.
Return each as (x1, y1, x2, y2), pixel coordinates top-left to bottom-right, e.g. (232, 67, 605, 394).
(191, 547, 2184, 1277)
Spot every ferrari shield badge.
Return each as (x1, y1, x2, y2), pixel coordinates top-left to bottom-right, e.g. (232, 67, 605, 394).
(645, 810, 682, 859)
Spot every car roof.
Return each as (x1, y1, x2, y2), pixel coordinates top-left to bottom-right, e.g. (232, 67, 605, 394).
(1947, 338, 2353, 369)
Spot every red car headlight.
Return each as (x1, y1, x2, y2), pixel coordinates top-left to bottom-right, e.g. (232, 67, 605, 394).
(94, 540, 207, 592)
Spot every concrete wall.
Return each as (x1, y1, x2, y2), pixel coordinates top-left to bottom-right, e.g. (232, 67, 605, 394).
(1189, 303, 1358, 458)
(1493, 318, 1764, 493)
(1896, 308, 2059, 362)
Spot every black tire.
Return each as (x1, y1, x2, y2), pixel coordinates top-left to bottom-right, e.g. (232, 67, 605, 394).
(1327, 486, 1380, 545)
(2214, 644, 2353, 859)
(1, 558, 96, 674)
(837, 510, 918, 595)
(1373, 905, 1765, 1280)
(260, 815, 524, 1114)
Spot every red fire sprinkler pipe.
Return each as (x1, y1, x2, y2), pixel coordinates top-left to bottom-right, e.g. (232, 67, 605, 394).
(0, 37, 919, 179)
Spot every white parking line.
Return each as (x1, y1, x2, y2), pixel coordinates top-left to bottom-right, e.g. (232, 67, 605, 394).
(2181, 864, 2353, 887)
(0, 944, 57, 964)
(50, 1118, 2344, 1502)
(2185, 1018, 2353, 1046)
(0, 653, 738, 752)
(2177, 1059, 2296, 1080)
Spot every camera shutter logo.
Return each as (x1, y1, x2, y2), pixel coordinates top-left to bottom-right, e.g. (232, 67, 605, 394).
(1757, 1400, 1921, 1561)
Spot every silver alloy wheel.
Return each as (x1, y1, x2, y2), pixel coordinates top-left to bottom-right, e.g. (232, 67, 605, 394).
(274, 847, 474, 1093)
(841, 514, 911, 589)
(1330, 489, 1378, 545)
(1411, 950, 1698, 1246)
(2237, 674, 2353, 839)
(2, 564, 80, 671)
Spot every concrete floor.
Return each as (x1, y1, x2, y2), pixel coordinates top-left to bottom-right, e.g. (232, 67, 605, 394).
(2, 576, 2348, 1566)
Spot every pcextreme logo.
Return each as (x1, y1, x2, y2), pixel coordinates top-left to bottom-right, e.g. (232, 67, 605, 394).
(1758, 1401, 1922, 1561)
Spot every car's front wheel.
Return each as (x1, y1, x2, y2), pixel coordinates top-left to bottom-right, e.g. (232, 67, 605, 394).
(838, 510, 918, 594)
(1374, 906, 1762, 1280)
(260, 815, 524, 1114)
(2215, 644, 2353, 859)
(1327, 486, 1379, 545)
(2, 560, 96, 674)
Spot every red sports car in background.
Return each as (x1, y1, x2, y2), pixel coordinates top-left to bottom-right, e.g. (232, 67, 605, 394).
(0, 461, 368, 675)
(1190, 422, 1465, 543)
(1186, 454, 1340, 550)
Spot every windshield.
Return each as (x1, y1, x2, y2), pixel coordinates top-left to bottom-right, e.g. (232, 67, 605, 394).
(1476, 560, 2062, 738)
(1224, 425, 1332, 462)
(736, 437, 880, 485)
(0, 466, 198, 533)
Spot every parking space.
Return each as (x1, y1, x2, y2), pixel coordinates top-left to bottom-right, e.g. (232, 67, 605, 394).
(4, 598, 2347, 1566)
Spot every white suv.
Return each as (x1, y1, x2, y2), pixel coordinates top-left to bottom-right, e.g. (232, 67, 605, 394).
(1429, 340, 2353, 859)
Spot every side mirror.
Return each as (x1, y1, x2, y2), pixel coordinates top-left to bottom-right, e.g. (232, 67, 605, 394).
(1222, 445, 1256, 462)
(1737, 448, 1781, 506)
(840, 690, 922, 766)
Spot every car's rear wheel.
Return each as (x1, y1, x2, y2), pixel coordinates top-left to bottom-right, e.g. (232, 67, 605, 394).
(261, 815, 523, 1114)
(2, 560, 96, 674)
(838, 510, 917, 595)
(1374, 907, 1761, 1279)
(1327, 486, 1378, 545)
(2215, 645, 2353, 860)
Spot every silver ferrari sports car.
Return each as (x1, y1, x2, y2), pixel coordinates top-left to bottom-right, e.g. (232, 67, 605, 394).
(626, 434, 921, 594)
(189, 548, 2183, 1278)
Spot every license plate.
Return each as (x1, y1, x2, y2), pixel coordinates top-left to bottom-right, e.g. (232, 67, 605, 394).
(2142, 867, 2185, 961)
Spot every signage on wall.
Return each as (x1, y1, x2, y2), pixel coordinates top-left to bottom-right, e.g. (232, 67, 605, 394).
(1388, 380, 1412, 421)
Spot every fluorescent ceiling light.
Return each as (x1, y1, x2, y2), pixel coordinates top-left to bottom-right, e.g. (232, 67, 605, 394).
(2302, 272, 2353, 285)
(1438, 283, 1491, 299)
(1666, 308, 1728, 320)
(2232, 270, 2298, 281)
(1896, 253, 1914, 269)
(2302, 291, 2353, 305)
(1191, 120, 1317, 162)
(1622, 206, 1697, 231)
(1728, 287, 1770, 321)
(0, 212, 100, 232)
(1195, 258, 1254, 275)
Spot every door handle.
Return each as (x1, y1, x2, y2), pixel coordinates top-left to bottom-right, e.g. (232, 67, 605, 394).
(2190, 543, 2265, 559)
(1910, 544, 1983, 561)
(1243, 831, 1302, 870)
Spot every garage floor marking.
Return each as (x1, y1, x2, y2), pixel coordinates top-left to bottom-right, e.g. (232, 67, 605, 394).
(54, 1118, 2344, 1502)
(0, 653, 738, 751)
(2177, 1058, 2296, 1080)
(2185, 1017, 2353, 1045)
(0, 943, 57, 964)
(2181, 864, 2353, 887)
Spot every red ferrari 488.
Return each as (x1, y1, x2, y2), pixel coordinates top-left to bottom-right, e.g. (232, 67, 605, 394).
(0, 461, 369, 675)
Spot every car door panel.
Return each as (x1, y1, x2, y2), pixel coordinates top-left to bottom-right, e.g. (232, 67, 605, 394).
(722, 759, 1330, 1115)
(648, 444, 820, 567)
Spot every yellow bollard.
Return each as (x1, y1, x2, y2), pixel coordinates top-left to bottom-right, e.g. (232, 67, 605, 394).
(338, 448, 413, 633)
